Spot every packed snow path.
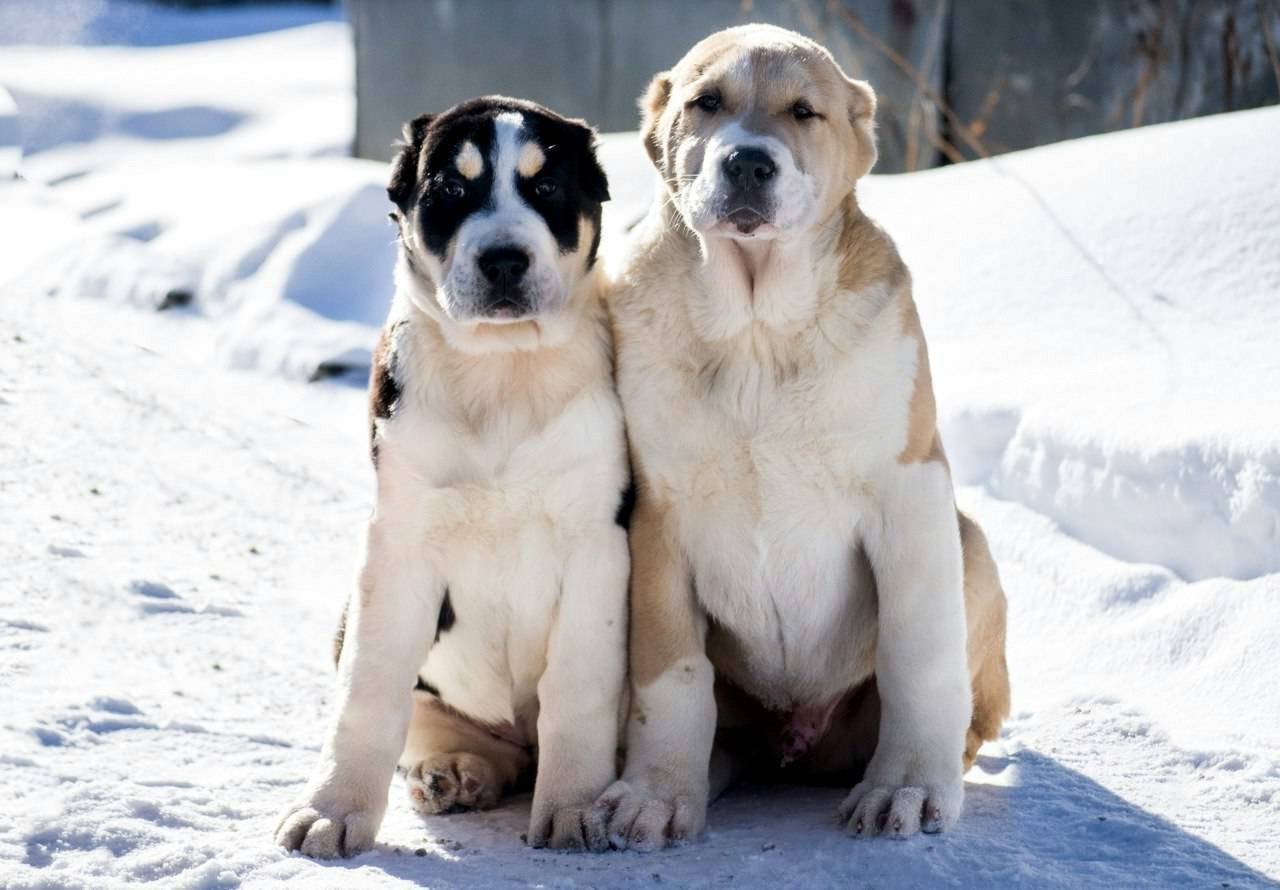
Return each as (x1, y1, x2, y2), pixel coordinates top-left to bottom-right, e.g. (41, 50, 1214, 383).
(1, 7, 1278, 888)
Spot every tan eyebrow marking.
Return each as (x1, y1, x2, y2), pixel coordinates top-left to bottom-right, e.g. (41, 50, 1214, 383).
(455, 141, 484, 180)
(516, 141, 545, 178)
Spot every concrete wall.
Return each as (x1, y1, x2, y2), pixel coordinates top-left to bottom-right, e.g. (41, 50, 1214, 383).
(348, 0, 946, 172)
(948, 0, 1280, 157)
(348, 0, 1279, 172)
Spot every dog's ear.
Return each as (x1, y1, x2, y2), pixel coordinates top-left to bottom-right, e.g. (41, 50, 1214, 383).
(565, 118, 610, 205)
(387, 113, 435, 212)
(845, 78, 878, 181)
(639, 71, 673, 170)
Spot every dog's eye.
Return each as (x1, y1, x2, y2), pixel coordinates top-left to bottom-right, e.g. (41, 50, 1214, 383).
(695, 93, 721, 113)
(441, 180, 465, 199)
(791, 101, 817, 121)
(534, 179, 558, 198)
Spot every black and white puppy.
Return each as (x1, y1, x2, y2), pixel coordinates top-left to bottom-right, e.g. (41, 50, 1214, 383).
(276, 97, 628, 857)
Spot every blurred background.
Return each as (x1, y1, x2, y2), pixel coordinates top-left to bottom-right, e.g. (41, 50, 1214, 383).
(345, 0, 1280, 171)
(3, 0, 1278, 172)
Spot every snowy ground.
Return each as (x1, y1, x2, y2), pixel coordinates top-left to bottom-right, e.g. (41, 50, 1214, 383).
(2, 5, 1278, 889)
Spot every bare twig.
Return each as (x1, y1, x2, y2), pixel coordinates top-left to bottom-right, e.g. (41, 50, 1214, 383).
(905, 0, 949, 170)
(829, 0, 991, 160)
(920, 119, 967, 164)
(969, 64, 1008, 140)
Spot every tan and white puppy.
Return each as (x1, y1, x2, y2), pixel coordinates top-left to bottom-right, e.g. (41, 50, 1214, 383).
(276, 97, 629, 858)
(598, 26, 1010, 847)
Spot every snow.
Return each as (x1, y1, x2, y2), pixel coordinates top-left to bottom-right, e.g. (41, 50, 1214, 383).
(1, 5, 1278, 888)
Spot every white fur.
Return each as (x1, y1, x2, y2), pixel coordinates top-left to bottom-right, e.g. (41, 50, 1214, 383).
(278, 154, 628, 855)
(604, 197, 971, 845)
(678, 120, 817, 239)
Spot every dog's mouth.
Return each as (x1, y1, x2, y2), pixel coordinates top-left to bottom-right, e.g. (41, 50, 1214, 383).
(479, 296, 533, 322)
(726, 207, 766, 233)
(713, 206, 780, 239)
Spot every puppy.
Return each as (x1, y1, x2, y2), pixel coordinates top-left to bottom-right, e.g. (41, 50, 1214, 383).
(276, 97, 629, 858)
(598, 26, 1010, 848)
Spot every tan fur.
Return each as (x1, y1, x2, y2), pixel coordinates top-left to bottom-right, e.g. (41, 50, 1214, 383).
(456, 140, 483, 180)
(897, 297, 946, 466)
(517, 141, 546, 178)
(607, 27, 1010, 843)
(613, 199, 1005, 766)
(627, 493, 702, 690)
(400, 693, 530, 807)
(642, 29, 877, 220)
(958, 513, 1012, 768)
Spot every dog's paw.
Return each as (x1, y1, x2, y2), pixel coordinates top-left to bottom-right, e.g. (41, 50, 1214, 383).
(592, 779, 705, 852)
(837, 757, 963, 839)
(527, 801, 610, 853)
(275, 796, 382, 859)
(405, 752, 502, 816)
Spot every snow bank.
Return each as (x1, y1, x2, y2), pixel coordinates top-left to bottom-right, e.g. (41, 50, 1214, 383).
(0, 14, 377, 379)
(860, 107, 1280, 583)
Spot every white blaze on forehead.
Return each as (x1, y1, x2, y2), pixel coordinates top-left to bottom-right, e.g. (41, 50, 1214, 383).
(455, 140, 484, 180)
(517, 141, 545, 178)
(493, 112, 525, 178)
(491, 111, 535, 213)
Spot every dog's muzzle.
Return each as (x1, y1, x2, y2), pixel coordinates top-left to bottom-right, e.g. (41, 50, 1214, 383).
(476, 245, 532, 318)
(720, 146, 777, 234)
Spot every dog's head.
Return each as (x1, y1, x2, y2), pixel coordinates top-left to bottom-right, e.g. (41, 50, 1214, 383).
(640, 25, 876, 242)
(388, 97, 609, 351)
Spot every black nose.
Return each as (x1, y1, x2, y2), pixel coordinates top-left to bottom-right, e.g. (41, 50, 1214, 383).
(723, 147, 777, 188)
(478, 246, 529, 287)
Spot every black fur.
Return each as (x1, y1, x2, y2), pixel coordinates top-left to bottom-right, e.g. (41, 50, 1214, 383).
(387, 113, 435, 212)
(387, 96, 610, 267)
(418, 115, 496, 255)
(367, 322, 403, 465)
(615, 481, 636, 530)
(370, 354, 400, 422)
(335, 592, 455, 686)
(513, 110, 610, 260)
(434, 589, 455, 642)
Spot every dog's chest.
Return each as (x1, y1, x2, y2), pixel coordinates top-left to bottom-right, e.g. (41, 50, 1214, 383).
(387, 393, 624, 733)
(631, 331, 914, 708)
(418, 515, 563, 733)
(680, 417, 882, 708)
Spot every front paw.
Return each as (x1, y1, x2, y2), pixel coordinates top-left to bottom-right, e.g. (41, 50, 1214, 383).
(406, 752, 502, 815)
(527, 799, 611, 853)
(837, 755, 963, 839)
(275, 791, 385, 859)
(592, 779, 705, 852)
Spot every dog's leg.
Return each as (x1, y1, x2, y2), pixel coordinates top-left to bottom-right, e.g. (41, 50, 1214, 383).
(813, 515, 1011, 782)
(526, 525, 629, 852)
(401, 693, 530, 815)
(838, 463, 971, 839)
(595, 498, 715, 852)
(276, 471, 445, 859)
(958, 512, 1011, 770)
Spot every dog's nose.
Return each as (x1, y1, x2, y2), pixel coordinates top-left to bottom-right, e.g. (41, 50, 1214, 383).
(723, 147, 777, 188)
(478, 246, 530, 286)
